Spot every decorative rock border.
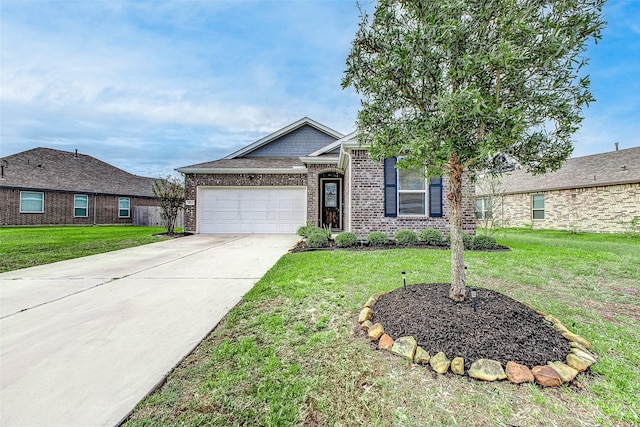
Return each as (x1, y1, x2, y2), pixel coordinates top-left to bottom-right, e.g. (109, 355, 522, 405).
(358, 292, 597, 387)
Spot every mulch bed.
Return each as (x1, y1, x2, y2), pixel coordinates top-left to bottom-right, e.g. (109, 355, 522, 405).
(290, 241, 510, 253)
(371, 283, 570, 370)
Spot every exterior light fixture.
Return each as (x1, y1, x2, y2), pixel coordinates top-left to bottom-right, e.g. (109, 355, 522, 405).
(470, 286, 478, 312)
(402, 270, 406, 290)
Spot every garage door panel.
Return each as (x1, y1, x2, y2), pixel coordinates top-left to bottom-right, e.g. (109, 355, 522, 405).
(198, 187, 306, 234)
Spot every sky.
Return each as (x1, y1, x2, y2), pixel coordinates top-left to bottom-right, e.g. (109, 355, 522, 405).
(1, 0, 639, 178)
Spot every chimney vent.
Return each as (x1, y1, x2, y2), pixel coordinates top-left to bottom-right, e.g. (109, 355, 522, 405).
(74, 149, 79, 158)
(615, 142, 619, 151)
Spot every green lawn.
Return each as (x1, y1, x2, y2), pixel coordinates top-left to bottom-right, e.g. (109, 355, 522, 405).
(0, 226, 173, 272)
(124, 229, 639, 427)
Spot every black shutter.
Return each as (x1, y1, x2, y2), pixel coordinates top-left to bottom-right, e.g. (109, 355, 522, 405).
(384, 158, 397, 217)
(429, 177, 443, 217)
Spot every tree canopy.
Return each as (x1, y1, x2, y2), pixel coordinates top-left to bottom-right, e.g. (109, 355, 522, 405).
(343, 0, 605, 300)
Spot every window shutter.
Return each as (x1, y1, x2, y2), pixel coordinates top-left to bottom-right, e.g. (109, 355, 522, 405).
(384, 157, 397, 217)
(429, 177, 443, 217)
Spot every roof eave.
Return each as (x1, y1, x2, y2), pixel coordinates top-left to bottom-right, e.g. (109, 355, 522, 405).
(299, 156, 339, 165)
(175, 167, 308, 175)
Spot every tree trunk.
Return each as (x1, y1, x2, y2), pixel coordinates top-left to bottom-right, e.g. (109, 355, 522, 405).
(448, 155, 467, 301)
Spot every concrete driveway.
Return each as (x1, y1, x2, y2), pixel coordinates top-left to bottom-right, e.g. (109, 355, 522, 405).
(0, 234, 299, 427)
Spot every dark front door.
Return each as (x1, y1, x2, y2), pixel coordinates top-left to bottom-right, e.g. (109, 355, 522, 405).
(321, 179, 341, 230)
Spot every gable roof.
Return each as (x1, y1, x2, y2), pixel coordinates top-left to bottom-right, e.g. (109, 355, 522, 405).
(0, 147, 156, 197)
(224, 117, 344, 159)
(477, 146, 640, 195)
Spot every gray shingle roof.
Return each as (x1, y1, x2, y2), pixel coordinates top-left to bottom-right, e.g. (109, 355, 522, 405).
(477, 146, 640, 195)
(0, 147, 156, 197)
(177, 157, 305, 171)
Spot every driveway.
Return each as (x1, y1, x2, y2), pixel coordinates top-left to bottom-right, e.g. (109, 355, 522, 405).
(0, 234, 299, 427)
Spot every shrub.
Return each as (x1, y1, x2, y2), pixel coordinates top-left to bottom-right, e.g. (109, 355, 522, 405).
(473, 234, 498, 250)
(419, 228, 444, 246)
(335, 232, 358, 248)
(306, 231, 329, 248)
(444, 233, 474, 250)
(297, 222, 315, 238)
(367, 231, 389, 246)
(395, 229, 418, 246)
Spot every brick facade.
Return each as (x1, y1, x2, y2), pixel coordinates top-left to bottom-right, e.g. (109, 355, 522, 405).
(305, 164, 344, 227)
(183, 172, 307, 233)
(488, 183, 640, 233)
(0, 188, 157, 226)
(347, 150, 476, 239)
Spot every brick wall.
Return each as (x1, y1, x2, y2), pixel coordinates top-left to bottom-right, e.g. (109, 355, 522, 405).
(0, 188, 158, 226)
(183, 172, 307, 233)
(488, 183, 640, 233)
(348, 150, 476, 239)
(306, 164, 344, 227)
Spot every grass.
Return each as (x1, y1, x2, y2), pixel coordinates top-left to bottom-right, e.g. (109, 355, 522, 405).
(123, 228, 639, 426)
(0, 226, 174, 272)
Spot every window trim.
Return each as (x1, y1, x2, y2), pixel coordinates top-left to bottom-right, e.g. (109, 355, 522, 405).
(20, 191, 44, 213)
(118, 197, 131, 218)
(532, 194, 545, 220)
(74, 194, 89, 217)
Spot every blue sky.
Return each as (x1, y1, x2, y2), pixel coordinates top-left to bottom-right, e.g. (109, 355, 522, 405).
(1, 0, 638, 178)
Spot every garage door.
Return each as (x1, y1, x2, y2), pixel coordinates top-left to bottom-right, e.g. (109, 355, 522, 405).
(197, 187, 306, 233)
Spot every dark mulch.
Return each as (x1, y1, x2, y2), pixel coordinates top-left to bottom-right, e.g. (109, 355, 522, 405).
(371, 283, 570, 370)
(290, 241, 510, 253)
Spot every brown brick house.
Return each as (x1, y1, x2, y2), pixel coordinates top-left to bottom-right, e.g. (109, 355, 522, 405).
(0, 147, 158, 226)
(474, 146, 640, 233)
(176, 117, 476, 237)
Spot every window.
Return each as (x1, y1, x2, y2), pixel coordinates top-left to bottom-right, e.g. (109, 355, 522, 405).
(20, 191, 44, 213)
(398, 168, 426, 215)
(118, 197, 130, 218)
(383, 157, 443, 217)
(74, 195, 88, 217)
(532, 195, 545, 219)
(475, 198, 492, 220)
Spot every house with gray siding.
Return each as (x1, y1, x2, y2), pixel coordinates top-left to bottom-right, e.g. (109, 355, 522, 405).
(177, 117, 476, 237)
(475, 146, 640, 233)
(0, 147, 159, 226)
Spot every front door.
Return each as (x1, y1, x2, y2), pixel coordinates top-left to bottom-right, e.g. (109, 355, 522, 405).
(321, 179, 341, 230)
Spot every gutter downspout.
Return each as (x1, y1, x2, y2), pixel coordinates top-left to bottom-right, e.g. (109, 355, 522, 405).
(93, 194, 97, 225)
(340, 146, 352, 233)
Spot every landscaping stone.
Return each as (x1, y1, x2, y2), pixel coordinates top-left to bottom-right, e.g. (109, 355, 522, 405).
(566, 353, 591, 372)
(391, 336, 417, 361)
(364, 296, 378, 308)
(368, 323, 384, 340)
(532, 365, 562, 387)
(361, 320, 373, 331)
(359, 308, 373, 323)
(413, 346, 430, 364)
(562, 331, 591, 350)
(570, 348, 596, 364)
(547, 361, 579, 382)
(553, 322, 570, 334)
(569, 341, 589, 353)
(430, 352, 450, 374)
(505, 361, 534, 384)
(468, 359, 507, 381)
(451, 357, 465, 375)
(379, 334, 394, 351)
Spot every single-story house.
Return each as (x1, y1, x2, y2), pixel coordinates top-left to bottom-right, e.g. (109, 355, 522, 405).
(176, 117, 476, 237)
(0, 147, 159, 226)
(475, 145, 640, 233)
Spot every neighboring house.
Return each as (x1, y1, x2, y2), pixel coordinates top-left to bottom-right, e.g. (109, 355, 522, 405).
(176, 117, 476, 237)
(0, 147, 159, 226)
(475, 146, 640, 233)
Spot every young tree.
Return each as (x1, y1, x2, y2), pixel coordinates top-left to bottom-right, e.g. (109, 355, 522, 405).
(152, 175, 185, 235)
(342, 0, 604, 301)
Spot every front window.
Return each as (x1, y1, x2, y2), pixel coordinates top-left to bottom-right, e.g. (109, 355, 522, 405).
(74, 195, 88, 217)
(397, 168, 426, 215)
(532, 195, 545, 219)
(119, 197, 130, 218)
(475, 198, 492, 220)
(20, 191, 44, 213)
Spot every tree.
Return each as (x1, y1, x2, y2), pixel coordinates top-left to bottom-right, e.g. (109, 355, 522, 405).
(475, 174, 506, 236)
(152, 175, 186, 235)
(342, 0, 604, 301)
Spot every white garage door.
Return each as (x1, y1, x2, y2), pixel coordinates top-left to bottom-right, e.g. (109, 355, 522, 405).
(197, 187, 307, 234)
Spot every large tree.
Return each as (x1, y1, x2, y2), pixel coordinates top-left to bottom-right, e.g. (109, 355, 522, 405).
(342, 0, 605, 300)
